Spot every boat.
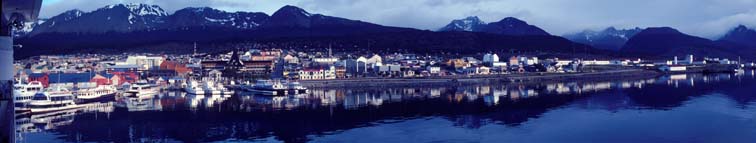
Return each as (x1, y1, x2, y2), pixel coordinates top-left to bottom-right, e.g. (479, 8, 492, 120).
(27, 87, 80, 113)
(204, 80, 234, 96)
(203, 80, 222, 95)
(185, 80, 206, 95)
(75, 85, 117, 102)
(284, 81, 308, 94)
(13, 81, 45, 111)
(124, 82, 159, 98)
(243, 80, 287, 96)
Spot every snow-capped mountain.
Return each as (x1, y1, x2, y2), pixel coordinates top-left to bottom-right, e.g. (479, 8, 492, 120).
(719, 25, 756, 48)
(438, 16, 487, 32)
(29, 3, 168, 35)
(168, 7, 269, 30)
(438, 17, 550, 36)
(563, 27, 643, 51)
(23, 4, 390, 37)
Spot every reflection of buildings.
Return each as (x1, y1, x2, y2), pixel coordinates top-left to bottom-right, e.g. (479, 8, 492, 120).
(118, 96, 163, 112)
(16, 102, 115, 142)
(229, 72, 750, 112)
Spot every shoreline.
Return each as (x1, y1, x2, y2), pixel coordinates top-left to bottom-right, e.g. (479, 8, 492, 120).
(299, 69, 663, 88)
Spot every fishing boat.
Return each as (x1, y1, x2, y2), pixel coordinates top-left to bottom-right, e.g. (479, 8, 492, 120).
(203, 80, 222, 95)
(124, 82, 159, 98)
(243, 80, 287, 96)
(284, 81, 308, 94)
(13, 81, 45, 110)
(204, 80, 234, 96)
(27, 87, 80, 113)
(75, 85, 117, 102)
(185, 80, 206, 95)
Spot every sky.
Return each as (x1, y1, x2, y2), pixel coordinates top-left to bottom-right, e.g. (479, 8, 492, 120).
(40, 0, 756, 39)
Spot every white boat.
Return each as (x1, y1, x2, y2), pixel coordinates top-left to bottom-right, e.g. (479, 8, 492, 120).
(185, 80, 206, 95)
(243, 80, 287, 96)
(75, 85, 117, 101)
(27, 87, 80, 113)
(13, 81, 45, 110)
(204, 80, 234, 96)
(284, 81, 308, 94)
(124, 82, 159, 98)
(203, 80, 222, 95)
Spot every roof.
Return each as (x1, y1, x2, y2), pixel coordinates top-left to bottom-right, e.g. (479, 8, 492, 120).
(28, 73, 47, 78)
(48, 72, 95, 83)
(108, 65, 140, 69)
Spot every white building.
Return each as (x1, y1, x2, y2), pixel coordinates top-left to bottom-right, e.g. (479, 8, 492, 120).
(366, 55, 383, 65)
(659, 65, 686, 72)
(313, 57, 339, 65)
(299, 66, 336, 80)
(582, 60, 611, 66)
(427, 66, 441, 74)
(121, 56, 164, 70)
(284, 55, 299, 64)
(483, 54, 500, 63)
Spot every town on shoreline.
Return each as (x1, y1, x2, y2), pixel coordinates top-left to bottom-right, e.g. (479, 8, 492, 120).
(14, 45, 753, 90)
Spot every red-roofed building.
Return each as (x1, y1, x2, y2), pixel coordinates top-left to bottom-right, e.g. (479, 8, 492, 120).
(160, 61, 191, 74)
(111, 72, 139, 85)
(28, 73, 50, 88)
(90, 74, 112, 85)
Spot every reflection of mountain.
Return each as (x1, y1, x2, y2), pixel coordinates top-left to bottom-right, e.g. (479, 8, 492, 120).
(27, 71, 756, 143)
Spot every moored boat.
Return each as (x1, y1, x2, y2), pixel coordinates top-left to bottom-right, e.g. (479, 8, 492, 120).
(243, 80, 287, 96)
(185, 80, 206, 95)
(27, 87, 80, 113)
(284, 81, 308, 94)
(124, 82, 159, 98)
(14, 81, 45, 111)
(75, 85, 117, 102)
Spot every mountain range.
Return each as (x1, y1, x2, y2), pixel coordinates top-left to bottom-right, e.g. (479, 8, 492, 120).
(16, 4, 587, 59)
(563, 27, 643, 51)
(15, 3, 756, 60)
(438, 16, 550, 36)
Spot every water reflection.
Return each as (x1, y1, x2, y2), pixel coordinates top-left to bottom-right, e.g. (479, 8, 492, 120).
(16, 70, 756, 143)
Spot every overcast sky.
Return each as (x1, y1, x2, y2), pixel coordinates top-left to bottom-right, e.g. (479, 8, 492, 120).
(40, 0, 756, 39)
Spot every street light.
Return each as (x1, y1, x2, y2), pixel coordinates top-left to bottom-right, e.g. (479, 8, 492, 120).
(2, 0, 43, 142)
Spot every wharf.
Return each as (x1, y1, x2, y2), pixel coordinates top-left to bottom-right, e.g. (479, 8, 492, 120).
(299, 69, 661, 88)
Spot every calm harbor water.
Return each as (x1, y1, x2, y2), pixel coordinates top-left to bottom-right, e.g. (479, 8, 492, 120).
(15, 70, 756, 143)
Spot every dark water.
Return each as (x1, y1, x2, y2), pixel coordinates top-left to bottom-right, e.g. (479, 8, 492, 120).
(15, 70, 756, 143)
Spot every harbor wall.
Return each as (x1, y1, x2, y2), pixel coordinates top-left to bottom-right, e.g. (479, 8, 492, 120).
(300, 69, 662, 88)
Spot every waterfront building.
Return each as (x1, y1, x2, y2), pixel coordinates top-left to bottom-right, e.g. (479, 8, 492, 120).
(483, 53, 500, 64)
(447, 59, 469, 69)
(299, 66, 336, 80)
(377, 64, 401, 77)
(659, 65, 687, 72)
(335, 66, 347, 79)
(27, 73, 49, 87)
(124, 56, 165, 70)
(366, 55, 383, 65)
(509, 56, 520, 66)
(90, 74, 112, 85)
(159, 61, 192, 75)
(106, 65, 140, 73)
(283, 55, 299, 64)
(463, 57, 482, 65)
(313, 57, 339, 65)
(345, 59, 367, 77)
(427, 66, 441, 75)
(582, 60, 611, 66)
